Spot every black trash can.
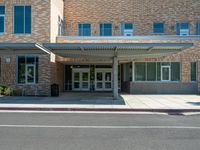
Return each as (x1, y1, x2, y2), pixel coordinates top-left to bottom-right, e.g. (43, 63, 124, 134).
(51, 84, 59, 97)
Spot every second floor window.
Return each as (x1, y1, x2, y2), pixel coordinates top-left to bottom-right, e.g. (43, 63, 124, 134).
(121, 23, 133, 36)
(0, 6, 5, 33)
(100, 23, 112, 36)
(176, 22, 189, 36)
(14, 6, 31, 34)
(153, 23, 164, 34)
(78, 23, 91, 36)
(196, 22, 200, 35)
(58, 16, 64, 36)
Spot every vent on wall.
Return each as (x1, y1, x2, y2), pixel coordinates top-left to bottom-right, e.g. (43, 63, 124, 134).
(180, 29, 189, 36)
(123, 29, 133, 36)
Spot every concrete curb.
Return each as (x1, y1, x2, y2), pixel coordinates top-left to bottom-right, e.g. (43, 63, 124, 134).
(0, 107, 200, 113)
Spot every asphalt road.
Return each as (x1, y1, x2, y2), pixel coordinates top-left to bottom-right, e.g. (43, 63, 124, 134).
(0, 112, 200, 150)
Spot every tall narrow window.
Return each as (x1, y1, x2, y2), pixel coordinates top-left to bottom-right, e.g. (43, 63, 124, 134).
(176, 22, 189, 36)
(147, 62, 157, 81)
(171, 62, 180, 81)
(14, 6, 31, 34)
(78, 23, 91, 36)
(153, 23, 164, 34)
(58, 16, 64, 36)
(0, 6, 5, 33)
(191, 62, 197, 81)
(17, 56, 38, 84)
(196, 22, 200, 35)
(135, 62, 146, 81)
(100, 23, 112, 36)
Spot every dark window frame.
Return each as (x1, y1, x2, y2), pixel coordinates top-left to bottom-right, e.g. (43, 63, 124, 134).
(196, 22, 200, 35)
(191, 62, 197, 82)
(153, 22, 164, 34)
(176, 22, 190, 35)
(17, 55, 38, 84)
(134, 62, 181, 82)
(78, 23, 91, 36)
(0, 6, 5, 34)
(13, 5, 31, 34)
(99, 23, 112, 36)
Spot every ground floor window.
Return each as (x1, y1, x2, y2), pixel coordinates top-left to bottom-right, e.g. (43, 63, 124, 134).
(191, 62, 197, 81)
(135, 62, 180, 82)
(17, 56, 38, 84)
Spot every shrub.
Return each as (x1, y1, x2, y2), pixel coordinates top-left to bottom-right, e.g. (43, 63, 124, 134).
(0, 86, 4, 95)
(4, 87, 13, 96)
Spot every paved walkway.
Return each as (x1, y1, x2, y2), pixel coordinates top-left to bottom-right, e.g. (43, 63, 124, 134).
(0, 93, 200, 111)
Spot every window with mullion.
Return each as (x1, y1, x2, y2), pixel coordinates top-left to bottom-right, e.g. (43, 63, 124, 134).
(0, 6, 5, 33)
(100, 23, 112, 36)
(17, 56, 38, 84)
(196, 22, 200, 35)
(14, 6, 31, 34)
(78, 23, 91, 36)
(153, 23, 164, 34)
(134, 62, 180, 82)
(176, 22, 189, 35)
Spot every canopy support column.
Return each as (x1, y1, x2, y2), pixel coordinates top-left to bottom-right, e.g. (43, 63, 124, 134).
(112, 56, 119, 100)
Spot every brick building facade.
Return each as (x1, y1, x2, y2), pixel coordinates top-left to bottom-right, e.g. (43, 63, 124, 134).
(0, 0, 200, 98)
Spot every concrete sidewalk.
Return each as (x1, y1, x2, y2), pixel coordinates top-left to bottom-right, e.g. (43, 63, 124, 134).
(0, 93, 200, 113)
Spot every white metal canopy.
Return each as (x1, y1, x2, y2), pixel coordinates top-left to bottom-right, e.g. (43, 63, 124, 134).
(43, 43, 193, 58)
(0, 42, 194, 59)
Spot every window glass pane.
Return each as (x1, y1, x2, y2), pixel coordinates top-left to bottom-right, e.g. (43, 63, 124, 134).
(162, 62, 170, 66)
(36, 57, 38, 83)
(171, 62, 180, 81)
(83, 24, 91, 36)
(147, 62, 156, 81)
(82, 72, 89, 81)
(0, 16, 4, 33)
(18, 56, 26, 84)
(135, 63, 146, 81)
(180, 23, 189, 29)
(26, 65, 35, 83)
(25, 6, 31, 33)
(191, 62, 197, 81)
(196, 22, 200, 35)
(157, 62, 161, 81)
(177, 22, 189, 35)
(0, 6, 5, 15)
(74, 72, 80, 81)
(124, 23, 133, 29)
(79, 24, 91, 36)
(14, 6, 24, 33)
(176, 23, 180, 35)
(78, 24, 82, 36)
(100, 23, 112, 36)
(97, 72, 103, 81)
(26, 56, 35, 64)
(162, 67, 170, 81)
(153, 23, 164, 33)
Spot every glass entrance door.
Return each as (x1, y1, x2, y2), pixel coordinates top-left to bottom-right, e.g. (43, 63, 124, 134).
(72, 69, 90, 91)
(95, 69, 112, 91)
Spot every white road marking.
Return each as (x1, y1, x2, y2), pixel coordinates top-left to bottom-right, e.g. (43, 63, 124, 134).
(0, 125, 199, 129)
(0, 110, 168, 115)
